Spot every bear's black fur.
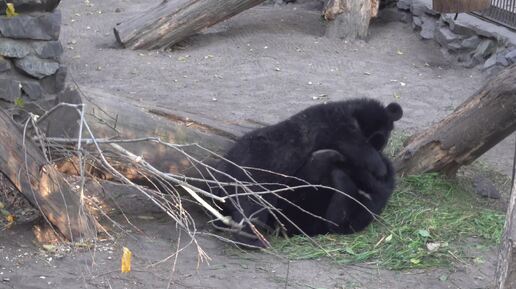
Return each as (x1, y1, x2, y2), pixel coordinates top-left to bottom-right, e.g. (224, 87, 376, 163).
(212, 98, 402, 247)
(278, 148, 395, 236)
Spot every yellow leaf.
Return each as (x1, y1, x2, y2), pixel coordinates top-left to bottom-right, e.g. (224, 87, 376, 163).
(6, 214, 14, 223)
(6, 3, 18, 17)
(121, 247, 132, 273)
(42, 244, 57, 252)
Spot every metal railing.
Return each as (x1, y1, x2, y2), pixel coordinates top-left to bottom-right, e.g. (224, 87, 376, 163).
(473, 0, 516, 30)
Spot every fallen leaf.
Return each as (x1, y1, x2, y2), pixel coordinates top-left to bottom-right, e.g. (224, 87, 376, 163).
(426, 242, 440, 252)
(418, 229, 430, 238)
(6, 3, 18, 17)
(121, 247, 132, 273)
(42, 244, 57, 252)
(385, 234, 393, 242)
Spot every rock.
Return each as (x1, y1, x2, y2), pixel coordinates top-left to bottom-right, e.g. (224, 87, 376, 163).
(495, 53, 509, 66)
(506, 49, 516, 63)
(45, 88, 82, 138)
(0, 38, 32, 58)
(473, 175, 501, 199)
(377, 8, 405, 22)
(412, 16, 422, 29)
(0, 78, 21, 102)
(460, 36, 481, 50)
(21, 80, 43, 100)
(397, 0, 412, 10)
(472, 39, 496, 61)
(420, 16, 436, 40)
(400, 12, 412, 23)
(410, 0, 438, 16)
(0, 0, 61, 13)
(434, 26, 462, 49)
(32, 41, 63, 60)
(14, 55, 59, 79)
(442, 14, 475, 36)
(0, 56, 11, 72)
(41, 65, 66, 93)
(458, 54, 479, 68)
(0, 10, 61, 41)
(482, 54, 496, 70)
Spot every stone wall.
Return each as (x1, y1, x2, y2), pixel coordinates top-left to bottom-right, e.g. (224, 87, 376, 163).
(396, 0, 516, 73)
(0, 1, 65, 111)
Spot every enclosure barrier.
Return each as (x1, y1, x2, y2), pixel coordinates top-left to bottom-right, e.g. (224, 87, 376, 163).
(473, 0, 516, 30)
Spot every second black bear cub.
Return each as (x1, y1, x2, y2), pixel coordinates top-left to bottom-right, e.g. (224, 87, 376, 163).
(212, 98, 402, 247)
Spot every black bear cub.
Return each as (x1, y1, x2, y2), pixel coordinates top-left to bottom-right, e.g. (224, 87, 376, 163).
(211, 98, 402, 247)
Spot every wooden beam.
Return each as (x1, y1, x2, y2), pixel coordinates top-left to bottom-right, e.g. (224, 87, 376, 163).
(394, 65, 516, 176)
(0, 109, 97, 241)
(113, 0, 266, 50)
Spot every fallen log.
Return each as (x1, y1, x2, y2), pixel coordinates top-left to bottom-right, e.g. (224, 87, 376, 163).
(113, 0, 266, 50)
(82, 88, 253, 177)
(394, 65, 516, 176)
(0, 108, 97, 241)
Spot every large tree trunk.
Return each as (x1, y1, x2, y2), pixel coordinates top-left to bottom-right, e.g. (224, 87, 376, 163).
(394, 65, 516, 176)
(0, 109, 97, 241)
(113, 0, 265, 50)
(323, 0, 377, 40)
(82, 88, 251, 177)
(496, 166, 516, 289)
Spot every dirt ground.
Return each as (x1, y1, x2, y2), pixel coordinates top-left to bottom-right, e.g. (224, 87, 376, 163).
(1, 0, 515, 288)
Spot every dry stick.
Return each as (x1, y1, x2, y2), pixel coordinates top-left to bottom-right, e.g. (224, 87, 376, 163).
(39, 104, 387, 256)
(43, 134, 386, 251)
(106, 142, 238, 228)
(79, 120, 211, 264)
(60, 83, 212, 260)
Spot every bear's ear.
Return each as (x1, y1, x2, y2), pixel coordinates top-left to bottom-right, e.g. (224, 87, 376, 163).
(386, 103, 403, 122)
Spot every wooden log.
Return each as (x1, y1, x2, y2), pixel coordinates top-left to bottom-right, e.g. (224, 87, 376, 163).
(0, 108, 97, 241)
(323, 0, 375, 40)
(432, 0, 490, 13)
(496, 166, 516, 289)
(113, 0, 266, 50)
(82, 88, 256, 177)
(394, 65, 516, 176)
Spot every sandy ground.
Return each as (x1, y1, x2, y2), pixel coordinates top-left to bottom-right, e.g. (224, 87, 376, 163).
(0, 214, 499, 289)
(1, 0, 515, 288)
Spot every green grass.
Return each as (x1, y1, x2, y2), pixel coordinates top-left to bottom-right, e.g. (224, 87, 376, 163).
(271, 173, 505, 270)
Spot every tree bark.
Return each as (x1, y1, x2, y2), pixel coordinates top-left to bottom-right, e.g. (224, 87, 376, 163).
(0, 109, 97, 241)
(496, 170, 516, 289)
(113, 0, 266, 50)
(432, 0, 490, 13)
(82, 88, 251, 177)
(323, 0, 376, 40)
(394, 65, 516, 176)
